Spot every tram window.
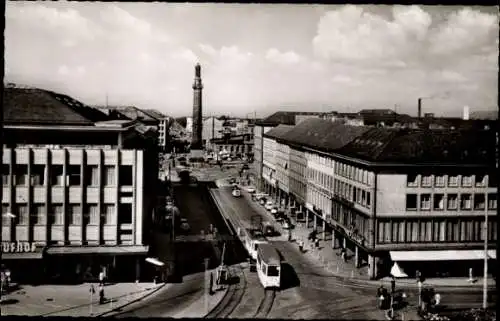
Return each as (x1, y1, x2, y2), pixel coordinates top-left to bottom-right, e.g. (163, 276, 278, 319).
(254, 244, 259, 251)
(262, 264, 267, 274)
(267, 266, 279, 277)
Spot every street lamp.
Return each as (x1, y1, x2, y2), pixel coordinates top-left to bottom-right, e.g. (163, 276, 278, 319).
(482, 194, 489, 309)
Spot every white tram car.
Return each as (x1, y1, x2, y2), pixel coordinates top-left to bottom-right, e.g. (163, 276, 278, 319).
(240, 228, 268, 260)
(256, 243, 281, 289)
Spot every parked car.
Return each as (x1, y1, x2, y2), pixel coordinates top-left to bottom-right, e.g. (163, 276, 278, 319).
(246, 186, 256, 193)
(270, 206, 278, 215)
(265, 200, 274, 211)
(232, 188, 241, 197)
(242, 164, 250, 170)
(259, 198, 267, 205)
(180, 218, 190, 233)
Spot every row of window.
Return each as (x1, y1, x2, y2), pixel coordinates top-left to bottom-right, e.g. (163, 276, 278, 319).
(334, 162, 372, 186)
(1, 203, 132, 226)
(307, 186, 331, 215)
(377, 218, 497, 244)
(308, 168, 333, 191)
(406, 193, 497, 211)
(334, 180, 372, 209)
(407, 173, 494, 188)
(2, 165, 133, 187)
(331, 202, 368, 240)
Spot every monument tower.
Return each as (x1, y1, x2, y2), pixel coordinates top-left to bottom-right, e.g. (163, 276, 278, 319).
(191, 63, 203, 154)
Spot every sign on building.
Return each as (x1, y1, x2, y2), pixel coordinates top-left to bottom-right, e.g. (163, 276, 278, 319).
(1, 242, 38, 253)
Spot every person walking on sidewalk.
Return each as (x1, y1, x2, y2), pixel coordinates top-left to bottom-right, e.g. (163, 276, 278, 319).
(298, 239, 304, 253)
(314, 238, 320, 249)
(341, 248, 347, 262)
(99, 270, 105, 286)
(99, 284, 105, 305)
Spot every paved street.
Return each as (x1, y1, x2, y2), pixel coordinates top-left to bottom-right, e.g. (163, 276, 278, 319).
(211, 186, 388, 320)
(211, 186, 497, 319)
(109, 271, 225, 318)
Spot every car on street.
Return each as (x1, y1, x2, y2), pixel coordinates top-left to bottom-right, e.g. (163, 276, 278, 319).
(246, 186, 256, 193)
(265, 200, 274, 211)
(270, 206, 278, 215)
(232, 188, 242, 197)
(242, 163, 250, 170)
(180, 218, 190, 233)
(259, 198, 267, 205)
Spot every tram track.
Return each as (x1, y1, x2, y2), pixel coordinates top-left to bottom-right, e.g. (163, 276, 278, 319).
(253, 289, 277, 318)
(205, 265, 248, 317)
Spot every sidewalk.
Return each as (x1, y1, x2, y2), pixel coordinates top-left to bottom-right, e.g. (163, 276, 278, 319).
(1, 282, 165, 317)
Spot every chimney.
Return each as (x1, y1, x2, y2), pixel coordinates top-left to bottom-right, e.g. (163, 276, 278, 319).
(463, 106, 470, 120)
(418, 98, 422, 119)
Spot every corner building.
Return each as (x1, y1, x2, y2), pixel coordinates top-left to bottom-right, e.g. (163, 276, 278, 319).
(260, 117, 497, 280)
(1, 87, 158, 284)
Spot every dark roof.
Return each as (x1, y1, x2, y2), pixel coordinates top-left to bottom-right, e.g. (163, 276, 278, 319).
(95, 106, 159, 123)
(276, 118, 370, 153)
(264, 125, 294, 140)
(338, 127, 495, 165)
(142, 109, 166, 120)
(256, 111, 325, 126)
(3, 87, 109, 125)
(359, 109, 396, 115)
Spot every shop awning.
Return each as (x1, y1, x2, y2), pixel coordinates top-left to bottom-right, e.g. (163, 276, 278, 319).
(46, 246, 149, 256)
(145, 257, 165, 267)
(390, 250, 497, 262)
(1, 252, 44, 260)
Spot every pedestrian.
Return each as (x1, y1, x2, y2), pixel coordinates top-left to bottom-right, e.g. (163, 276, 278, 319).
(391, 276, 396, 294)
(209, 272, 215, 295)
(341, 248, 347, 262)
(99, 270, 105, 286)
(288, 229, 292, 242)
(315, 238, 320, 249)
(298, 239, 304, 252)
(99, 284, 105, 305)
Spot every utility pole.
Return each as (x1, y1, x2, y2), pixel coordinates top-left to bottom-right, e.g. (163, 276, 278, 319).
(483, 193, 489, 309)
(204, 258, 210, 314)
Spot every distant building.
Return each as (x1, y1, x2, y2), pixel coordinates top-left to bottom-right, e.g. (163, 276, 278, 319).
(253, 111, 325, 191)
(202, 117, 225, 149)
(2, 86, 159, 283)
(209, 134, 254, 159)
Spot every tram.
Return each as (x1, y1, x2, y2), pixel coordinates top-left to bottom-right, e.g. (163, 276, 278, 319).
(243, 228, 268, 260)
(256, 243, 281, 289)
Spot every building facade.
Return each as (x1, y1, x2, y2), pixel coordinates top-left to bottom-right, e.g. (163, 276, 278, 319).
(1, 87, 158, 284)
(260, 117, 497, 279)
(209, 134, 254, 157)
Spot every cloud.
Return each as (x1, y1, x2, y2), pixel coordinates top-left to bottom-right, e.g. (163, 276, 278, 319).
(429, 8, 498, 56)
(4, 3, 498, 117)
(313, 5, 432, 64)
(331, 75, 361, 86)
(199, 43, 217, 57)
(171, 48, 199, 63)
(266, 48, 302, 64)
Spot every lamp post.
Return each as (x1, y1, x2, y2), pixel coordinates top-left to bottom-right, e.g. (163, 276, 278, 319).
(401, 292, 407, 321)
(483, 194, 489, 309)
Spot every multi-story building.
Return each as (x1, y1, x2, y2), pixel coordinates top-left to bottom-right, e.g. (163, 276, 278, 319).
(2, 87, 159, 284)
(254, 111, 325, 191)
(96, 106, 171, 152)
(209, 134, 254, 159)
(142, 109, 170, 152)
(260, 117, 497, 280)
(262, 125, 294, 206)
(202, 116, 225, 150)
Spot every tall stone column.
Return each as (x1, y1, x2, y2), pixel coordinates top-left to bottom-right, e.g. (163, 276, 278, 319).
(191, 63, 203, 151)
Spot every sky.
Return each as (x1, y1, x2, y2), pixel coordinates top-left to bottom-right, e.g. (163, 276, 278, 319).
(5, 2, 499, 118)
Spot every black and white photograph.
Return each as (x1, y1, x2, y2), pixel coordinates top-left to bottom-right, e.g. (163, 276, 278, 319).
(1, 2, 498, 321)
